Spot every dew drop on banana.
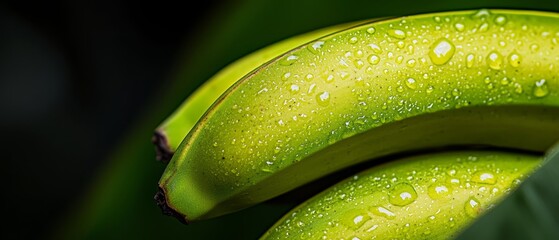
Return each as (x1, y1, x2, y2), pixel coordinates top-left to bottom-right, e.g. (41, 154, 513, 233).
(368, 54, 380, 65)
(494, 15, 507, 26)
(282, 72, 291, 80)
(370, 206, 396, 219)
(405, 78, 417, 89)
(533, 79, 549, 98)
(307, 41, 325, 54)
(478, 22, 489, 32)
(388, 29, 406, 39)
(429, 38, 455, 65)
(500, 77, 509, 85)
(305, 73, 314, 81)
(514, 83, 523, 94)
(471, 171, 496, 185)
(464, 197, 482, 218)
(466, 53, 475, 68)
(389, 183, 417, 206)
(427, 184, 450, 199)
(354, 59, 365, 69)
(316, 91, 331, 106)
(366, 27, 376, 34)
(454, 23, 465, 32)
(280, 55, 299, 66)
(508, 52, 521, 67)
(349, 36, 359, 44)
(368, 43, 382, 53)
(289, 84, 300, 93)
(406, 59, 416, 67)
(530, 43, 540, 52)
(487, 50, 503, 70)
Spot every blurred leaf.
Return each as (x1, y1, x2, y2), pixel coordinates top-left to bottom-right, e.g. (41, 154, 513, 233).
(456, 143, 559, 239)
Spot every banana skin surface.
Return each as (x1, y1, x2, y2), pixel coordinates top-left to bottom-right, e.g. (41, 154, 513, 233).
(260, 150, 541, 239)
(153, 20, 369, 161)
(157, 9, 559, 222)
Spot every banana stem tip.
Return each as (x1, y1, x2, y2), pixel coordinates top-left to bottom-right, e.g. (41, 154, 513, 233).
(154, 187, 189, 224)
(152, 130, 173, 163)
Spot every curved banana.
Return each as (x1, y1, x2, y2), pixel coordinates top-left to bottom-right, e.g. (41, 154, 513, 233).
(259, 150, 542, 239)
(153, 20, 372, 162)
(156, 9, 559, 223)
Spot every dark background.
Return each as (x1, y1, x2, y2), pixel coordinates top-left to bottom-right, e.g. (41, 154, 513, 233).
(1, 0, 223, 238)
(2, 0, 558, 239)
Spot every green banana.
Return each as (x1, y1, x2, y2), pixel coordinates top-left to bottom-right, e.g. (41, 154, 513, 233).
(156, 9, 559, 223)
(259, 150, 542, 240)
(153, 20, 371, 162)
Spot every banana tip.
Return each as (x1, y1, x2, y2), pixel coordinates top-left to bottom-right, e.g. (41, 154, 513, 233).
(152, 130, 173, 163)
(154, 187, 189, 224)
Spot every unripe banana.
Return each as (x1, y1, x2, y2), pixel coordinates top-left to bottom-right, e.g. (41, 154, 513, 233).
(156, 9, 559, 223)
(260, 150, 542, 240)
(153, 20, 369, 162)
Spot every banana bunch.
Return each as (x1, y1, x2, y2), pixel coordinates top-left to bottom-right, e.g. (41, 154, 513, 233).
(153, 9, 559, 238)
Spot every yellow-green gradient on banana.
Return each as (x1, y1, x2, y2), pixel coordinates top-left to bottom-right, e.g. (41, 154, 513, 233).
(157, 9, 559, 222)
(153, 20, 368, 161)
(260, 150, 542, 239)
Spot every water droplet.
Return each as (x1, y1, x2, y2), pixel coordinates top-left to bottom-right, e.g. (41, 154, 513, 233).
(307, 83, 317, 94)
(487, 51, 503, 70)
(339, 71, 350, 80)
(478, 22, 489, 32)
(213, 142, 218, 147)
(354, 59, 365, 69)
(323, 74, 335, 83)
(282, 72, 291, 80)
(396, 85, 404, 93)
(514, 83, 523, 94)
(426, 85, 434, 94)
(530, 44, 540, 52)
(368, 54, 380, 65)
(533, 79, 549, 98)
(454, 23, 465, 32)
(370, 206, 396, 219)
(406, 59, 416, 67)
(471, 171, 496, 185)
(405, 78, 417, 89)
(355, 50, 364, 58)
(429, 38, 456, 65)
(466, 53, 475, 68)
(290, 84, 300, 93)
(388, 29, 406, 39)
(368, 43, 382, 53)
(452, 88, 461, 97)
(428, 184, 450, 199)
(305, 73, 314, 81)
(366, 27, 376, 34)
(280, 55, 299, 66)
(465, 197, 482, 217)
(307, 41, 325, 54)
(316, 91, 330, 106)
(500, 77, 510, 85)
(472, 9, 491, 20)
(349, 36, 358, 44)
(433, 16, 441, 23)
(389, 183, 417, 206)
(341, 209, 370, 228)
(494, 15, 507, 26)
(508, 52, 521, 67)
(397, 41, 405, 49)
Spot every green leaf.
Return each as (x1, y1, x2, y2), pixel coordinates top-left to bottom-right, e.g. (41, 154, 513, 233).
(456, 143, 559, 239)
